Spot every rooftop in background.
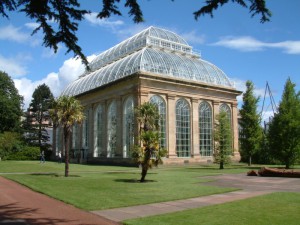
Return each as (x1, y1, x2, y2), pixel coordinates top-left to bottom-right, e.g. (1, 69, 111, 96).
(62, 26, 235, 96)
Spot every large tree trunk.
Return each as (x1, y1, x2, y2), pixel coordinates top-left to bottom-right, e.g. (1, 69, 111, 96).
(219, 161, 224, 169)
(140, 164, 148, 182)
(64, 128, 70, 177)
(140, 148, 151, 182)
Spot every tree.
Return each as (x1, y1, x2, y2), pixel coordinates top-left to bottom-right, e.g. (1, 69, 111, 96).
(214, 111, 232, 169)
(50, 95, 84, 177)
(0, 71, 23, 133)
(0, 0, 271, 67)
(25, 84, 54, 154)
(267, 78, 300, 169)
(239, 80, 263, 166)
(132, 102, 166, 182)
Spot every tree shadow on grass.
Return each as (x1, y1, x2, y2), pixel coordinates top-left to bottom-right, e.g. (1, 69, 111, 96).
(30, 173, 81, 178)
(114, 179, 157, 183)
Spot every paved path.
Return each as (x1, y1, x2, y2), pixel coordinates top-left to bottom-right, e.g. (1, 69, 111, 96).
(0, 176, 120, 225)
(92, 174, 300, 222)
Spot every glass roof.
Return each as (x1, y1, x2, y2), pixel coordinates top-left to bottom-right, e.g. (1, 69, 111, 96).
(62, 26, 235, 96)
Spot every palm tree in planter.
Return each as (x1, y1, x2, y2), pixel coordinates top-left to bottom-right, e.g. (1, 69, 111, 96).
(50, 95, 84, 177)
(132, 102, 166, 182)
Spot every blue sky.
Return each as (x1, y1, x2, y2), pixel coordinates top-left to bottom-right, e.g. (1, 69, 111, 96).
(1, 0, 299, 122)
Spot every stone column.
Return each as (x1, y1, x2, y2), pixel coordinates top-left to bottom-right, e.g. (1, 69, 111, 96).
(139, 91, 149, 105)
(213, 100, 220, 119)
(191, 98, 200, 158)
(231, 102, 240, 160)
(167, 94, 177, 158)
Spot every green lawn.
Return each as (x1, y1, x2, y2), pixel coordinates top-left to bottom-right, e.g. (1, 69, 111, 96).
(0, 161, 249, 210)
(124, 192, 300, 225)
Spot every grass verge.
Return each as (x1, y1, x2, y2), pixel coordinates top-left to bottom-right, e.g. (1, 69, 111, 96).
(123, 192, 300, 225)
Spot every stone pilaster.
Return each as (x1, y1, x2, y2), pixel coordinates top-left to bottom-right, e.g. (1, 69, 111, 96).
(191, 98, 200, 158)
(231, 102, 240, 160)
(167, 94, 177, 158)
(139, 91, 149, 105)
(213, 100, 220, 120)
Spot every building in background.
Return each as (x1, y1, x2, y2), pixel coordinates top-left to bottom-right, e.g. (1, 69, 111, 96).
(54, 26, 241, 165)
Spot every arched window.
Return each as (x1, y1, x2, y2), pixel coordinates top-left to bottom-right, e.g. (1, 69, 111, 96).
(199, 101, 213, 156)
(82, 110, 89, 149)
(123, 96, 134, 158)
(72, 123, 80, 157)
(94, 104, 104, 157)
(175, 98, 191, 157)
(219, 103, 232, 150)
(81, 110, 89, 160)
(107, 101, 117, 158)
(56, 127, 62, 156)
(149, 95, 167, 149)
(220, 103, 231, 124)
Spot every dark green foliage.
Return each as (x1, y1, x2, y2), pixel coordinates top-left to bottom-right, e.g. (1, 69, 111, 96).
(0, 1, 271, 67)
(239, 80, 263, 165)
(6, 146, 40, 160)
(250, 133, 274, 164)
(0, 132, 39, 160)
(24, 84, 54, 153)
(267, 78, 300, 169)
(214, 111, 232, 169)
(194, 0, 271, 23)
(0, 71, 23, 133)
(132, 102, 166, 182)
(0, 132, 22, 160)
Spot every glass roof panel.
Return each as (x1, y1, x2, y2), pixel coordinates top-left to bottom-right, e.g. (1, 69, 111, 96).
(61, 26, 235, 96)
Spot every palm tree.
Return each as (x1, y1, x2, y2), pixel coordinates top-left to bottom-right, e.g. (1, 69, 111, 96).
(50, 96, 84, 177)
(132, 102, 166, 182)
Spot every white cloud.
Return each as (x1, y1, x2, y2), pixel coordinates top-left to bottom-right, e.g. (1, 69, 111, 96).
(25, 22, 40, 30)
(84, 12, 124, 28)
(212, 36, 300, 54)
(269, 41, 300, 54)
(0, 54, 28, 78)
(213, 36, 265, 52)
(181, 30, 205, 45)
(260, 110, 274, 124)
(0, 25, 29, 43)
(14, 55, 96, 109)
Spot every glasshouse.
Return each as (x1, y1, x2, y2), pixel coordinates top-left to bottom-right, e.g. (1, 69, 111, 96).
(53, 26, 242, 165)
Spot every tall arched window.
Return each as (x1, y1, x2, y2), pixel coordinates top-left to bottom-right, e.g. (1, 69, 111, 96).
(220, 103, 231, 124)
(220, 103, 232, 150)
(82, 110, 89, 149)
(94, 104, 104, 157)
(56, 127, 62, 156)
(199, 101, 213, 156)
(123, 96, 134, 158)
(107, 101, 117, 158)
(72, 123, 79, 157)
(176, 98, 191, 157)
(150, 95, 166, 149)
(81, 109, 89, 159)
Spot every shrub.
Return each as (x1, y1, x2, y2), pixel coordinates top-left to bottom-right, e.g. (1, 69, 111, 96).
(7, 146, 40, 160)
(0, 132, 22, 160)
